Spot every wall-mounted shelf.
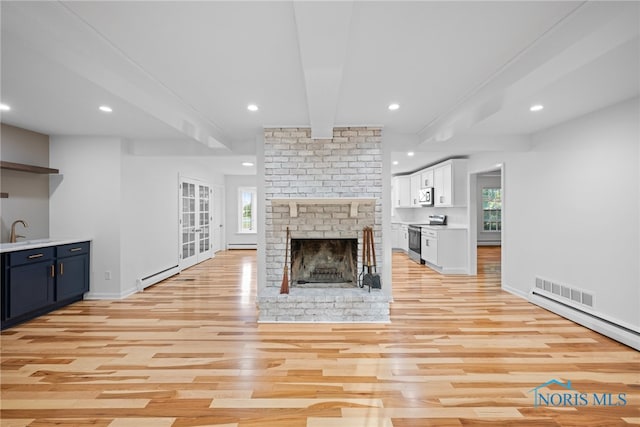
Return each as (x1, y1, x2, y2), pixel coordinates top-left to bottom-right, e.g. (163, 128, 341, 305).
(0, 161, 59, 174)
(271, 197, 376, 218)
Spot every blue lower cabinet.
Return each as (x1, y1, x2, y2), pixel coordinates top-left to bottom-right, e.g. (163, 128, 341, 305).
(56, 242, 90, 302)
(8, 259, 54, 318)
(1, 241, 90, 329)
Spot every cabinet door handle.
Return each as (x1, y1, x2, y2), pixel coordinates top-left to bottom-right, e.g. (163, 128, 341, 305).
(69, 247, 82, 252)
(50, 265, 55, 278)
(28, 253, 44, 259)
(59, 263, 64, 276)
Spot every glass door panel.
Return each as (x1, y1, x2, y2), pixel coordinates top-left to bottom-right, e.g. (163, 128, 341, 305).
(180, 179, 212, 270)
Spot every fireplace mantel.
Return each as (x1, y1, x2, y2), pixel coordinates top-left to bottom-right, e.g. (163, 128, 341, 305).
(271, 197, 376, 218)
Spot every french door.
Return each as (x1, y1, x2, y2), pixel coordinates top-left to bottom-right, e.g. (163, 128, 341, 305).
(179, 177, 212, 270)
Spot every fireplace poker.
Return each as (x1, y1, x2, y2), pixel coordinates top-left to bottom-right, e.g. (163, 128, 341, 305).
(369, 227, 381, 290)
(358, 226, 367, 288)
(362, 227, 374, 290)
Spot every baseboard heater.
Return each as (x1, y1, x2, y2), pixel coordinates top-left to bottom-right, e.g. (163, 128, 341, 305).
(227, 243, 257, 250)
(530, 277, 639, 350)
(136, 265, 180, 291)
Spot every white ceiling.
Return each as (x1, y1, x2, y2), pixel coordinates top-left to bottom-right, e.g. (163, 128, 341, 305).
(1, 1, 638, 175)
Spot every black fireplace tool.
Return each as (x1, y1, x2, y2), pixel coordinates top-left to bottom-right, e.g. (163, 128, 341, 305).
(361, 227, 381, 292)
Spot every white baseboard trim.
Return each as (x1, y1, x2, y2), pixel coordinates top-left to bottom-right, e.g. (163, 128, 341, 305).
(228, 243, 257, 250)
(528, 293, 640, 351)
(136, 265, 180, 291)
(502, 283, 529, 299)
(84, 286, 138, 300)
(424, 261, 468, 275)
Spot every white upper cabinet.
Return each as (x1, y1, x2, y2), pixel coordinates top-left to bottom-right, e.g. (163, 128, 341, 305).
(392, 159, 467, 209)
(434, 159, 467, 207)
(393, 176, 411, 208)
(410, 173, 421, 207)
(420, 169, 434, 188)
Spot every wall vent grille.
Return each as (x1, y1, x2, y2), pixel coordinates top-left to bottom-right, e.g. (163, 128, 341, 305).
(534, 276, 594, 309)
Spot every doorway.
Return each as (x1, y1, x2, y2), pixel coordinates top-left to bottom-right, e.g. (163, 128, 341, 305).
(179, 177, 213, 270)
(468, 165, 504, 277)
(211, 185, 225, 253)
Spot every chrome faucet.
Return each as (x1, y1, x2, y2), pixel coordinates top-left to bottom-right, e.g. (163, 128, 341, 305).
(9, 220, 28, 243)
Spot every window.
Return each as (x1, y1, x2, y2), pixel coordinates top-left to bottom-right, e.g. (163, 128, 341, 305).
(238, 187, 257, 233)
(482, 187, 502, 231)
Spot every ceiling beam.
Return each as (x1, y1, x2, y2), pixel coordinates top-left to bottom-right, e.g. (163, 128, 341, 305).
(293, 2, 354, 139)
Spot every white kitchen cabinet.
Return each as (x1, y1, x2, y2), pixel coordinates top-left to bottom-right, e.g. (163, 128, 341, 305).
(393, 176, 411, 208)
(434, 159, 467, 207)
(410, 173, 421, 207)
(420, 227, 467, 274)
(391, 223, 400, 249)
(400, 225, 409, 252)
(421, 229, 438, 265)
(420, 169, 434, 188)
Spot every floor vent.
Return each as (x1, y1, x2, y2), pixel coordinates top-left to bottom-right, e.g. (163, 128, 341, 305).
(534, 276, 594, 309)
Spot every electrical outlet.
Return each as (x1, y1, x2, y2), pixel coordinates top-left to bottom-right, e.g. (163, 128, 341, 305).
(104, 271, 111, 280)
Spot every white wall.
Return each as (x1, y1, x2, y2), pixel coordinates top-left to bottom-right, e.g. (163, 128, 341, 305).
(120, 152, 225, 293)
(468, 97, 639, 330)
(50, 136, 227, 299)
(225, 175, 258, 248)
(0, 124, 50, 241)
(49, 136, 123, 298)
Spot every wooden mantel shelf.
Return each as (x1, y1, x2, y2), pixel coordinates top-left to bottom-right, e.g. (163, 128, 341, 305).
(271, 197, 376, 218)
(0, 161, 59, 174)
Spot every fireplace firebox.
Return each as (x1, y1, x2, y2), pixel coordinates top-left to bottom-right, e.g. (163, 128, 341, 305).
(290, 238, 357, 287)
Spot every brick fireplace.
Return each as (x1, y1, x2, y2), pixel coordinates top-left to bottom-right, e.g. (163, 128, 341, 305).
(257, 127, 390, 322)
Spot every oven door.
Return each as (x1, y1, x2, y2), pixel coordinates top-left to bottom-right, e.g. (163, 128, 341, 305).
(408, 226, 422, 263)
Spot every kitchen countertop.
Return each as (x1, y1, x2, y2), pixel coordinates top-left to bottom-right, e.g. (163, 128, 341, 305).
(0, 238, 92, 254)
(419, 224, 467, 230)
(391, 221, 467, 230)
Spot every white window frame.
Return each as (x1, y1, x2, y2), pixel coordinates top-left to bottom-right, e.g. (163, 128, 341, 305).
(238, 187, 257, 234)
(482, 187, 502, 232)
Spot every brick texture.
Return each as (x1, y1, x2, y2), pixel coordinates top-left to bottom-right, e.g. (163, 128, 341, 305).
(263, 127, 383, 289)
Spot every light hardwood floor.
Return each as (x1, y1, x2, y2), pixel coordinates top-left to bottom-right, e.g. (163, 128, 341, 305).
(1, 248, 638, 426)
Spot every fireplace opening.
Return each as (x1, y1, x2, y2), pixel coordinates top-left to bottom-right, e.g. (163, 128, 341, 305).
(290, 238, 357, 287)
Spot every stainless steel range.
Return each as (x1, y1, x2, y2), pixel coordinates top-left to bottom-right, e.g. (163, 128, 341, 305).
(407, 215, 447, 264)
(407, 224, 423, 263)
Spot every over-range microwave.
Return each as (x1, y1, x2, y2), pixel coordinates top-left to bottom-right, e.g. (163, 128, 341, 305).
(419, 187, 434, 206)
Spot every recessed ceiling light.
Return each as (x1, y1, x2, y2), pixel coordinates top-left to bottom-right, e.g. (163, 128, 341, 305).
(247, 104, 259, 112)
(529, 104, 544, 112)
(407, 152, 414, 157)
(242, 162, 254, 167)
(388, 103, 400, 111)
(99, 105, 113, 113)
(0, 103, 11, 111)
(392, 161, 399, 165)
